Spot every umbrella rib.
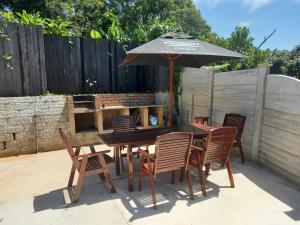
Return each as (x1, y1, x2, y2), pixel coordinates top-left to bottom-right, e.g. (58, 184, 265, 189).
(122, 53, 140, 65)
(161, 54, 169, 60)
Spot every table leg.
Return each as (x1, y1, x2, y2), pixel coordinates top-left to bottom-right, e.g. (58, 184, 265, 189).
(114, 146, 121, 176)
(127, 145, 134, 192)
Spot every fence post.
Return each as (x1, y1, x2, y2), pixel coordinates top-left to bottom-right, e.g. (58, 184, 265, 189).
(251, 64, 270, 161)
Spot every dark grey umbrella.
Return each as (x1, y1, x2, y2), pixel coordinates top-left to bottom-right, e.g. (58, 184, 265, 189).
(123, 32, 244, 126)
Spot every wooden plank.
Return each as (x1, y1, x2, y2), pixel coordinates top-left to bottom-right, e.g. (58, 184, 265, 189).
(6, 23, 22, 96)
(138, 107, 149, 128)
(17, 24, 30, 95)
(37, 25, 47, 94)
(95, 111, 103, 134)
(82, 39, 111, 93)
(45, 35, 81, 94)
(28, 25, 41, 95)
(153, 65, 168, 91)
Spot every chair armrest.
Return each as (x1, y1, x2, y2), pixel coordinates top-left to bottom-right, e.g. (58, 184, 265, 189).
(72, 142, 101, 148)
(138, 149, 155, 161)
(74, 152, 104, 160)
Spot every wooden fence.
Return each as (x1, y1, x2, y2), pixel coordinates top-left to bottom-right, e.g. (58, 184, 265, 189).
(0, 23, 168, 97)
(0, 23, 47, 96)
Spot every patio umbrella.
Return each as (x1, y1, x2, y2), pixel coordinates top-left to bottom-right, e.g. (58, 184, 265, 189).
(122, 32, 244, 126)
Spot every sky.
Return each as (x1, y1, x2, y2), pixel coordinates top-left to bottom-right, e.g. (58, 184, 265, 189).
(193, 0, 300, 50)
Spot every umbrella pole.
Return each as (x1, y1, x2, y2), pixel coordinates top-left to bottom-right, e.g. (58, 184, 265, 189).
(168, 59, 174, 127)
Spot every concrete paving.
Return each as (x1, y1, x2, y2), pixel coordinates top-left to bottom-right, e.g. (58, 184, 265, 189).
(0, 146, 300, 225)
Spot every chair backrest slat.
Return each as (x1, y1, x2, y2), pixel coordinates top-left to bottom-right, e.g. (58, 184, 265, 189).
(154, 132, 193, 174)
(223, 113, 246, 142)
(59, 128, 75, 157)
(112, 115, 136, 133)
(203, 127, 237, 164)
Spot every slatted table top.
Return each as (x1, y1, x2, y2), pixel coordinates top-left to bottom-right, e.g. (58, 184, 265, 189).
(99, 124, 208, 146)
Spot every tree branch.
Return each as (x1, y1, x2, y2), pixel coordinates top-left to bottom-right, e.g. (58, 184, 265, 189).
(257, 29, 276, 49)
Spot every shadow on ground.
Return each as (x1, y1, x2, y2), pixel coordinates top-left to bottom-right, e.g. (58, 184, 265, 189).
(33, 158, 300, 222)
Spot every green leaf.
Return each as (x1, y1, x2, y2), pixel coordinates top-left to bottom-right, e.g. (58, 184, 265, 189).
(90, 30, 101, 39)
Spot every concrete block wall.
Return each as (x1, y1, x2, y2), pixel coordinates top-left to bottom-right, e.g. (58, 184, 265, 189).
(0, 96, 68, 157)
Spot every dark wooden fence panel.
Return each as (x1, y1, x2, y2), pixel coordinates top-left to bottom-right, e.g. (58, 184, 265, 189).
(45, 35, 82, 94)
(154, 66, 169, 91)
(0, 23, 46, 97)
(0, 23, 22, 97)
(18, 24, 47, 95)
(81, 38, 111, 93)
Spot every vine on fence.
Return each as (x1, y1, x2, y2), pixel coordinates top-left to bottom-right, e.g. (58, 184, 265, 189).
(0, 21, 13, 70)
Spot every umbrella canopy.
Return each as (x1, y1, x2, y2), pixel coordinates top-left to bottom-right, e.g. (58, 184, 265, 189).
(123, 32, 244, 126)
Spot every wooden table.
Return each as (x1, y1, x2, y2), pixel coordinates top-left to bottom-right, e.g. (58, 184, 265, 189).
(99, 125, 208, 192)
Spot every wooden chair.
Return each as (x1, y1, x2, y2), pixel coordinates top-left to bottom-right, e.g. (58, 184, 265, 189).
(189, 127, 237, 196)
(138, 132, 194, 209)
(223, 113, 246, 163)
(59, 128, 116, 202)
(112, 115, 142, 172)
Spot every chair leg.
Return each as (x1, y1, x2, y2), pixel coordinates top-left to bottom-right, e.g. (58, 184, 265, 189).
(238, 142, 245, 163)
(138, 158, 144, 191)
(205, 163, 211, 175)
(186, 167, 194, 200)
(68, 163, 76, 187)
(171, 170, 176, 184)
(73, 170, 85, 202)
(103, 170, 117, 193)
(138, 172, 143, 192)
(226, 161, 235, 188)
(149, 174, 156, 209)
(114, 147, 121, 176)
(197, 164, 207, 196)
(120, 155, 125, 172)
